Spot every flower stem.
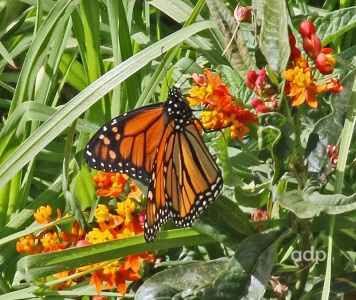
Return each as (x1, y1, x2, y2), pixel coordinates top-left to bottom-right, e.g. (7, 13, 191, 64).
(291, 106, 307, 189)
(292, 219, 311, 300)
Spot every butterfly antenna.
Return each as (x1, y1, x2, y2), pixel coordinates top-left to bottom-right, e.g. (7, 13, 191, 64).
(174, 55, 205, 92)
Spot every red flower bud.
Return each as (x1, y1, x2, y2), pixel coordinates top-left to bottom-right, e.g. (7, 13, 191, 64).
(288, 33, 297, 47)
(255, 69, 267, 86)
(303, 34, 321, 59)
(246, 70, 258, 89)
(315, 48, 336, 75)
(290, 46, 301, 61)
(300, 20, 316, 38)
(234, 4, 252, 23)
(326, 144, 338, 157)
(251, 98, 263, 108)
(255, 105, 269, 114)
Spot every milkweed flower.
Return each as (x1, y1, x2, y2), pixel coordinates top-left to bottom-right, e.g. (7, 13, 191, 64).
(60, 221, 86, 246)
(284, 66, 326, 108)
(16, 233, 44, 254)
(40, 232, 66, 252)
(325, 78, 343, 92)
(34, 205, 53, 224)
(187, 69, 257, 139)
(92, 171, 128, 198)
(283, 20, 343, 108)
(16, 178, 153, 297)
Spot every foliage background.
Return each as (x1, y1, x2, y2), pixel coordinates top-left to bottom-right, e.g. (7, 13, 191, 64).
(0, 0, 355, 299)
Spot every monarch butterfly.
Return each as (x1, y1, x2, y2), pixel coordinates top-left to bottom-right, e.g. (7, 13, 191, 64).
(85, 87, 223, 243)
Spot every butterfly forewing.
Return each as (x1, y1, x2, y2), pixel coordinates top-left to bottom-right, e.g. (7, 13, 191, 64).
(85, 103, 165, 183)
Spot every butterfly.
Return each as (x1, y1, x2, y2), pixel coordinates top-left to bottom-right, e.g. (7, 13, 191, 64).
(85, 86, 223, 243)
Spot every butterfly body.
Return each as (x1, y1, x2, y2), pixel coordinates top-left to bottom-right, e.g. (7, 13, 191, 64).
(85, 87, 223, 243)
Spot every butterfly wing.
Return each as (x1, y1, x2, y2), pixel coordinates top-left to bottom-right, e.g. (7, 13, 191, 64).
(144, 121, 223, 243)
(85, 103, 165, 183)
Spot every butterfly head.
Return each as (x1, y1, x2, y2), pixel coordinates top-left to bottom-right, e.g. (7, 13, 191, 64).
(165, 87, 194, 130)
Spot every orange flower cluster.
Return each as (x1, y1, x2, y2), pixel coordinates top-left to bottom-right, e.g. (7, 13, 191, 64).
(187, 68, 257, 139)
(284, 20, 343, 108)
(16, 174, 154, 296)
(92, 171, 129, 198)
(80, 198, 153, 295)
(16, 206, 73, 255)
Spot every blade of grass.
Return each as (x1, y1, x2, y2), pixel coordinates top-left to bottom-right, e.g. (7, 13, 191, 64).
(322, 69, 356, 300)
(18, 228, 215, 281)
(9, 0, 80, 114)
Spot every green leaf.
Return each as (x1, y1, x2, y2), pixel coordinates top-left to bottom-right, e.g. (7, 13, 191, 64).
(235, 183, 270, 208)
(315, 7, 356, 47)
(74, 167, 96, 210)
(9, 0, 80, 114)
(205, 0, 257, 77)
(135, 258, 231, 300)
(194, 195, 255, 249)
(278, 184, 356, 219)
(258, 0, 290, 75)
(136, 227, 287, 299)
(0, 41, 15, 68)
(257, 112, 295, 184)
(0, 101, 98, 165)
(208, 227, 287, 299)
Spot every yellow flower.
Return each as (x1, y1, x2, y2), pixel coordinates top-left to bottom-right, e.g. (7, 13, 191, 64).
(34, 205, 52, 224)
(86, 228, 115, 244)
(284, 66, 325, 108)
(200, 110, 219, 129)
(16, 233, 44, 254)
(94, 204, 111, 223)
(92, 171, 128, 198)
(230, 120, 250, 140)
(40, 232, 65, 252)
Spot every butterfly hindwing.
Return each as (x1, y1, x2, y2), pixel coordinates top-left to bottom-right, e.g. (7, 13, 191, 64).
(144, 120, 223, 243)
(144, 122, 174, 242)
(85, 103, 165, 183)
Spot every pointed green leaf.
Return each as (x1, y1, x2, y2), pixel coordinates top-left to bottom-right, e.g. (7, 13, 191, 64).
(136, 227, 287, 299)
(315, 7, 356, 46)
(278, 184, 356, 218)
(258, 0, 290, 75)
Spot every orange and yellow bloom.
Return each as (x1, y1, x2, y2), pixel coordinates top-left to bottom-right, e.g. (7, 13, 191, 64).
(284, 66, 326, 108)
(92, 171, 129, 198)
(283, 21, 343, 108)
(188, 69, 257, 139)
(16, 172, 152, 297)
